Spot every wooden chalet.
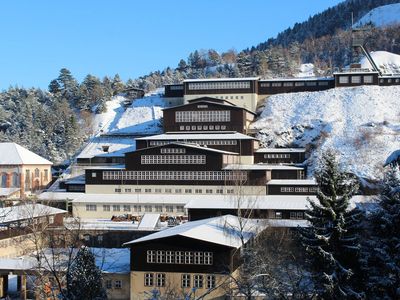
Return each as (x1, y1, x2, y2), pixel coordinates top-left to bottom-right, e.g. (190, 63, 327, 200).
(162, 97, 256, 134)
(123, 215, 266, 299)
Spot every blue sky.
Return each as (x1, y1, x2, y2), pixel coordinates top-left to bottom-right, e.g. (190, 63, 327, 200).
(0, 0, 343, 90)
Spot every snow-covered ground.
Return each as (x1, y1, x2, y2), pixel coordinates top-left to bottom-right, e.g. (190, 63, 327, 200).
(360, 51, 400, 75)
(251, 85, 400, 182)
(354, 3, 400, 28)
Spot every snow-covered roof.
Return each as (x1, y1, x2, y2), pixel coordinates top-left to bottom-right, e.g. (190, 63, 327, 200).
(131, 142, 238, 155)
(0, 143, 52, 165)
(223, 164, 304, 170)
(0, 188, 20, 197)
(163, 98, 257, 115)
(183, 77, 260, 82)
(267, 179, 317, 185)
(256, 148, 305, 153)
(65, 218, 139, 231)
(136, 132, 257, 141)
(185, 195, 315, 210)
(76, 136, 135, 159)
(0, 204, 66, 224)
(124, 215, 265, 248)
(266, 219, 309, 228)
(137, 213, 160, 230)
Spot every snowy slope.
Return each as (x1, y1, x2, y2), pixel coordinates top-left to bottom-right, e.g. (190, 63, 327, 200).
(91, 95, 127, 135)
(360, 51, 400, 74)
(251, 86, 400, 182)
(354, 3, 400, 28)
(107, 94, 168, 135)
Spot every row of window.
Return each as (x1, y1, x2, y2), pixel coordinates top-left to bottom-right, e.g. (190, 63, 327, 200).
(86, 204, 185, 213)
(214, 95, 245, 100)
(188, 81, 251, 90)
(168, 85, 184, 90)
(141, 155, 206, 165)
(160, 148, 186, 154)
(105, 280, 122, 289)
(102, 171, 248, 182)
(280, 187, 318, 193)
(264, 154, 291, 159)
(0, 172, 19, 188)
(274, 211, 304, 219)
(179, 124, 227, 131)
(150, 140, 237, 146)
(380, 78, 400, 84)
(144, 273, 216, 289)
(260, 81, 330, 88)
(338, 75, 374, 84)
(147, 250, 212, 265)
(113, 187, 235, 195)
(175, 111, 230, 123)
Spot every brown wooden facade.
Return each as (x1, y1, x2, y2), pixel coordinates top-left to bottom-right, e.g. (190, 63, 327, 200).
(129, 235, 237, 274)
(136, 136, 257, 157)
(164, 84, 184, 98)
(183, 79, 258, 96)
(258, 78, 334, 95)
(266, 183, 317, 195)
(254, 149, 306, 164)
(187, 208, 305, 221)
(125, 144, 236, 171)
(162, 97, 255, 133)
(334, 72, 379, 87)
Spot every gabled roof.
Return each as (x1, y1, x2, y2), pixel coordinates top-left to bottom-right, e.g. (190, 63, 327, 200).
(127, 142, 238, 155)
(136, 132, 257, 141)
(124, 215, 264, 248)
(163, 97, 256, 115)
(0, 143, 52, 165)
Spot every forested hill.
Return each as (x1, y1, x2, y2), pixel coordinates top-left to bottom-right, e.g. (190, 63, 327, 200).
(254, 0, 400, 50)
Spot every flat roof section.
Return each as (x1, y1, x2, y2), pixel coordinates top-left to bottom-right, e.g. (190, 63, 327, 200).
(223, 164, 304, 171)
(256, 148, 305, 153)
(267, 179, 317, 185)
(184, 77, 260, 82)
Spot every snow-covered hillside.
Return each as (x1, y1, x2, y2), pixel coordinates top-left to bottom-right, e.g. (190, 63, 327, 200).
(252, 86, 400, 182)
(354, 3, 400, 28)
(89, 89, 169, 137)
(361, 51, 400, 75)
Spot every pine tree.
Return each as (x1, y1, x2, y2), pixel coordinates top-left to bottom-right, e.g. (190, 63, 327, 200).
(361, 167, 400, 299)
(300, 151, 363, 299)
(111, 74, 125, 95)
(65, 247, 107, 300)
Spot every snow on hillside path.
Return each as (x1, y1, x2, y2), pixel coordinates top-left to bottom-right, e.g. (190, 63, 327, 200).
(252, 86, 400, 181)
(92, 95, 126, 135)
